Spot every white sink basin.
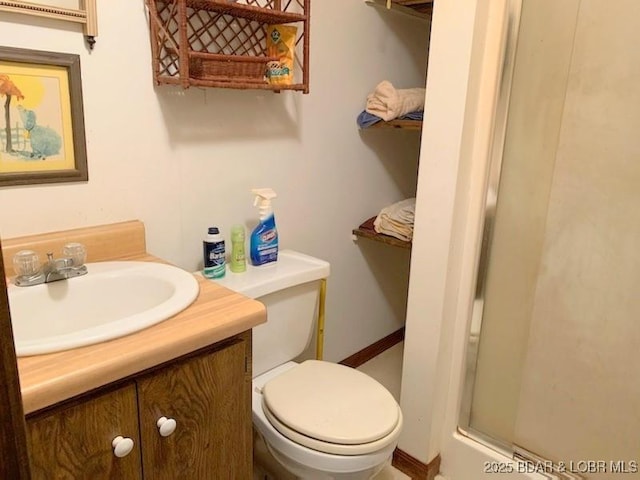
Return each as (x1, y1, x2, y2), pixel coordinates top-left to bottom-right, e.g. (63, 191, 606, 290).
(8, 261, 200, 357)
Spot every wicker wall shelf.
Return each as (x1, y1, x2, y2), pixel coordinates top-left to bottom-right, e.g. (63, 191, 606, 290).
(146, 0, 310, 92)
(184, 0, 306, 23)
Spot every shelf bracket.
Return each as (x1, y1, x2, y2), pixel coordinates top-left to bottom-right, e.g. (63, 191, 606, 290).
(0, 0, 99, 49)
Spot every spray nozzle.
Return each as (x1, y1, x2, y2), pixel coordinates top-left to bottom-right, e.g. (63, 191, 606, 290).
(251, 188, 277, 219)
(252, 188, 277, 206)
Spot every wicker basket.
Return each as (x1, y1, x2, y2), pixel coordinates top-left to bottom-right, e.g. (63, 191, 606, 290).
(189, 53, 277, 83)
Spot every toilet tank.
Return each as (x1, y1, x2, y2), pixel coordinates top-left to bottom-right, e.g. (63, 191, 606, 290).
(213, 250, 330, 377)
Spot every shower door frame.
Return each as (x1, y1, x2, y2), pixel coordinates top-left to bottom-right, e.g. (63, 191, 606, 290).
(456, 0, 523, 448)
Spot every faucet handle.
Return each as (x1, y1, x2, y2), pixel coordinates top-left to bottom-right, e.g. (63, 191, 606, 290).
(63, 242, 87, 267)
(13, 250, 41, 277)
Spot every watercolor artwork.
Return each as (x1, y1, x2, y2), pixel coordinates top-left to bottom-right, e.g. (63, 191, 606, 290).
(0, 47, 87, 187)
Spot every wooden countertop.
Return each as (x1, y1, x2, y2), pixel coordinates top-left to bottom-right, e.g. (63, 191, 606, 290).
(7, 222, 266, 414)
(18, 253, 266, 414)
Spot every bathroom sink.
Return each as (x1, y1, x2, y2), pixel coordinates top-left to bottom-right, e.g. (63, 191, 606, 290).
(8, 261, 200, 357)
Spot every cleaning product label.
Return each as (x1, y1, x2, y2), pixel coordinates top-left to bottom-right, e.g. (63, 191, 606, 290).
(266, 25, 297, 85)
(203, 239, 225, 279)
(250, 214, 278, 266)
(260, 230, 277, 242)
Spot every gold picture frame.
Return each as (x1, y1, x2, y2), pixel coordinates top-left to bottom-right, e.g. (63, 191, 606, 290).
(0, 46, 88, 187)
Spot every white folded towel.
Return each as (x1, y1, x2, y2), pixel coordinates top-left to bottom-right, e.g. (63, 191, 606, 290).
(365, 81, 425, 122)
(373, 198, 416, 242)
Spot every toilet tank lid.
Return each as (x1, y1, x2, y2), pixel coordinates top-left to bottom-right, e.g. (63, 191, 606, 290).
(212, 250, 330, 299)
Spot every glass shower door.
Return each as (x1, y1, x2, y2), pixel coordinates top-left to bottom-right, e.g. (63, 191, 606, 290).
(460, 1, 640, 478)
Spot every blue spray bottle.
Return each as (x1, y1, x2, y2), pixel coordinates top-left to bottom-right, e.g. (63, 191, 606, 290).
(250, 188, 278, 266)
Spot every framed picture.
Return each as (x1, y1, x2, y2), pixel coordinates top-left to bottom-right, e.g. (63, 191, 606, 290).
(0, 46, 88, 187)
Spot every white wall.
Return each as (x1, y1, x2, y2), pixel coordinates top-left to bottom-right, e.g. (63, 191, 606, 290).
(398, 0, 480, 463)
(0, 1, 429, 361)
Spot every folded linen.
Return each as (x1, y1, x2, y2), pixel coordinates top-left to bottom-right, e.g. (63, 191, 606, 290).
(373, 198, 416, 242)
(365, 81, 426, 122)
(356, 110, 424, 129)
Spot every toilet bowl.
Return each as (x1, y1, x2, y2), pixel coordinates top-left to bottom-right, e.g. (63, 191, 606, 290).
(253, 362, 402, 479)
(212, 250, 403, 479)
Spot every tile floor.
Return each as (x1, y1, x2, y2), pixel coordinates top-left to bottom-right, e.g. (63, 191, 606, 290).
(356, 342, 404, 403)
(254, 341, 409, 479)
(360, 343, 448, 480)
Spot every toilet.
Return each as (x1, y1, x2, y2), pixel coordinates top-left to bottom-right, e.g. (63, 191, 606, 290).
(213, 250, 403, 479)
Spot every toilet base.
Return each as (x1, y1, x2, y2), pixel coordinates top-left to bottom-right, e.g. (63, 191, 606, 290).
(255, 429, 391, 480)
(254, 429, 297, 480)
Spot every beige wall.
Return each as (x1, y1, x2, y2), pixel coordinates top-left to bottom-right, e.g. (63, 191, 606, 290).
(514, 0, 640, 472)
(0, 1, 429, 362)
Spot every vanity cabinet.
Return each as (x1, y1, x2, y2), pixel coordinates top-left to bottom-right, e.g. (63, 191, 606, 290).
(137, 336, 250, 479)
(26, 332, 252, 479)
(27, 383, 142, 479)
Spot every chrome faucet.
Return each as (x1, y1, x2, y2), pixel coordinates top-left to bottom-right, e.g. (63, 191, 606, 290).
(13, 243, 88, 287)
(42, 252, 87, 283)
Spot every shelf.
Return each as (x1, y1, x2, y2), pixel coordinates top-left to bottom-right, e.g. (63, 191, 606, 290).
(146, 0, 310, 92)
(368, 119, 422, 130)
(352, 217, 412, 249)
(365, 0, 433, 20)
(183, 0, 307, 24)
(391, 0, 433, 15)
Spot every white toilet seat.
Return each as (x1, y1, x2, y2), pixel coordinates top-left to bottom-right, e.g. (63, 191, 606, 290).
(253, 361, 402, 476)
(262, 397, 403, 455)
(261, 360, 402, 456)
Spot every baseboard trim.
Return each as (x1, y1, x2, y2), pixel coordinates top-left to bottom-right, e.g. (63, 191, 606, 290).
(392, 449, 441, 480)
(338, 327, 405, 368)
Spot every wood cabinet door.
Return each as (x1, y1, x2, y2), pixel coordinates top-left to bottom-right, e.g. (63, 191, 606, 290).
(137, 338, 251, 479)
(27, 383, 142, 480)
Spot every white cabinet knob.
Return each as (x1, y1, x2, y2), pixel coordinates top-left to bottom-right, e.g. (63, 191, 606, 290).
(112, 436, 134, 458)
(157, 416, 177, 437)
